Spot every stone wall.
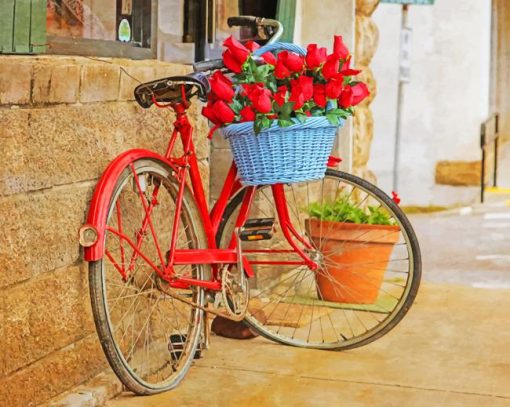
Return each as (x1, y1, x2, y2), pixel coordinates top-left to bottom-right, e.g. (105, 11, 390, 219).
(0, 56, 208, 407)
(353, 0, 379, 182)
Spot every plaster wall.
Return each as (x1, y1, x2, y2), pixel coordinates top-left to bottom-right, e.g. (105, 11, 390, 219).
(369, 0, 491, 206)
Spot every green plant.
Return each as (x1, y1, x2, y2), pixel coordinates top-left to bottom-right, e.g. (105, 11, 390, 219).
(308, 196, 395, 225)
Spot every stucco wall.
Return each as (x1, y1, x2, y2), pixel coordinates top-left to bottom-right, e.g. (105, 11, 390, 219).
(0, 56, 208, 406)
(369, 0, 491, 206)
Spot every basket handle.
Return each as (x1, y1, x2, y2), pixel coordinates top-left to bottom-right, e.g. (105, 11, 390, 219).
(253, 42, 306, 57)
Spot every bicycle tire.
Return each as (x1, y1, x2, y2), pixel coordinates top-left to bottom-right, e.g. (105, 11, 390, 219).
(89, 158, 207, 394)
(217, 169, 421, 350)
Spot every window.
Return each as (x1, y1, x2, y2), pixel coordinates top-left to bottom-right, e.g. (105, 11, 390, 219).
(46, 0, 155, 59)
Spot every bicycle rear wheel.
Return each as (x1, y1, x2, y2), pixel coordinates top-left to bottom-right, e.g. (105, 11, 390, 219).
(218, 170, 421, 350)
(89, 158, 207, 394)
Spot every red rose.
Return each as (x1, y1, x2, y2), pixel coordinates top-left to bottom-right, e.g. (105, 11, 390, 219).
(261, 52, 277, 66)
(244, 83, 273, 113)
(289, 82, 305, 110)
(313, 84, 327, 108)
(305, 111, 312, 117)
(333, 35, 349, 60)
(240, 106, 256, 122)
(214, 100, 235, 123)
(202, 103, 220, 125)
(340, 57, 361, 76)
(244, 40, 260, 52)
(291, 76, 313, 101)
(223, 36, 250, 64)
(274, 85, 288, 107)
(339, 86, 353, 108)
(223, 50, 242, 73)
(351, 82, 370, 106)
(274, 58, 291, 79)
(325, 75, 344, 99)
(279, 51, 304, 73)
(322, 54, 340, 80)
(305, 44, 327, 69)
(209, 71, 234, 102)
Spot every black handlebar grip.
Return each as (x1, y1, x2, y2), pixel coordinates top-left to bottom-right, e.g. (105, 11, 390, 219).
(227, 16, 258, 28)
(193, 58, 224, 72)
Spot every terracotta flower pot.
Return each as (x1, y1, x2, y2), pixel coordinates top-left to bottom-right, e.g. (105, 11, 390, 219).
(306, 218, 400, 304)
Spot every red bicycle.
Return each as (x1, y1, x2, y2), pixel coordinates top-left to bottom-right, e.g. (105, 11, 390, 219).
(79, 17, 421, 395)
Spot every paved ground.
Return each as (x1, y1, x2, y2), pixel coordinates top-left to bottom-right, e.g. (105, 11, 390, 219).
(106, 190, 510, 406)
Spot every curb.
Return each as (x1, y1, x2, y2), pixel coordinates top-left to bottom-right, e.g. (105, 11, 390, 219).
(42, 371, 123, 407)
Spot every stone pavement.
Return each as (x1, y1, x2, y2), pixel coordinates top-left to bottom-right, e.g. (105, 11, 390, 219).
(106, 197, 510, 407)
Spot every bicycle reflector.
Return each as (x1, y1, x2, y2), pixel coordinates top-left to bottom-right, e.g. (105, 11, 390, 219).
(79, 224, 99, 247)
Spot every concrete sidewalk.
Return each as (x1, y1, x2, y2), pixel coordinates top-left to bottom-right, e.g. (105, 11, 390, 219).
(106, 281, 510, 407)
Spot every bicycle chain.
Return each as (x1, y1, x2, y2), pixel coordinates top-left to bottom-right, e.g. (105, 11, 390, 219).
(157, 279, 247, 322)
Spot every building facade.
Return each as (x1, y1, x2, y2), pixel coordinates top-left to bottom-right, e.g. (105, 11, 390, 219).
(1, 1, 383, 405)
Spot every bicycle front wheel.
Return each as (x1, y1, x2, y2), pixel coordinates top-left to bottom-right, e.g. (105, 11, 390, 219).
(218, 170, 421, 350)
(89, 158, 207, 394)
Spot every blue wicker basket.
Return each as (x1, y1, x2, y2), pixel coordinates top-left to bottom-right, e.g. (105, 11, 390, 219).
(221, 42, 343, 186)
(222, 117, 341, 185)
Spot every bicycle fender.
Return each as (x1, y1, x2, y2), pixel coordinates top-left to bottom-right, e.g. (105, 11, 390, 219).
(83, 149, 177, 262)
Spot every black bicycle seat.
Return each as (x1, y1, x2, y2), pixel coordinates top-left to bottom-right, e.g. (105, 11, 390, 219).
(134, 72, 210, 109)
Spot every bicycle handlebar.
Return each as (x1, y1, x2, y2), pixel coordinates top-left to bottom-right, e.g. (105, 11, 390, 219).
(227, 16, 258, 28)
(193, 16, 284, 73)
(192, 58, 224, 73)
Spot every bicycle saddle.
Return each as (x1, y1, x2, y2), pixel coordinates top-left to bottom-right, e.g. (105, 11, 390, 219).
(134, 72, 210, 109)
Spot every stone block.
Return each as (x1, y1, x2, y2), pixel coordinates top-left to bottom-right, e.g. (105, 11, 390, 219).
(154, 62, 190, 79)
(44, 371, 122, 407)
(355, 15, 379, 66)
(0, 103, 174, 195)
(80, 64, 120, 103)
(2, 266, 89, 375)
(118, 66, 156, 101)
(188, 101, 211, 159)
(0, 334, 107, 407)
(0, 59, 32, 105)
(352, 106, 374, 167)
(0, 184, 90, 288)
(435, 161, 482, 186)
(356, 0, 380, 17)
(32, 63, 81, 104)
(210, 148, 233, 200)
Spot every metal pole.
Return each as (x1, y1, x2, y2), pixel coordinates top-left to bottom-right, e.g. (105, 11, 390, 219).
(392, 4, 409, 192)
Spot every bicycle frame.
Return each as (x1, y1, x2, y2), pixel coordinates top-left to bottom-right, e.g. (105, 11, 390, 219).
(83, 99, 341, 292)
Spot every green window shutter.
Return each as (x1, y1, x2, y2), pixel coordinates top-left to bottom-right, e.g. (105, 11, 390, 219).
(0, 0, 46, 54)
(276, 0, 296, 43)
(0, 1, 15, 53)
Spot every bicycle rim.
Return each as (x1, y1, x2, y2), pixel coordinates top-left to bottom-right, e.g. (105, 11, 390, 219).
(89, 158, 206, 394)
(218, 170, 421, 350)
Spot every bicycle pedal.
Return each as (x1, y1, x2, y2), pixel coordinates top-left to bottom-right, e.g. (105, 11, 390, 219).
(168, 334, 203, 360)
(239, 218, 275, 241)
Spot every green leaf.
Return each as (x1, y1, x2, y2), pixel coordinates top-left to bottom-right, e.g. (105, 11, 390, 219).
(253, 64, 273, 82)
(229, 99, 243, 114)
(261, 115, 272, 130)
(296, 113, 308, 123)
(280, 102, 295, 117)
(254, 119, 264, 135)
(308, 195, 395, 225)
(278, 118, 294, 128)
(326, 113, 340, 126)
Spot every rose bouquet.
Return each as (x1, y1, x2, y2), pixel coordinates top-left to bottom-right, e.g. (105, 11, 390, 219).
(201, 36, 370, 185)
(201, 35, 369, 135)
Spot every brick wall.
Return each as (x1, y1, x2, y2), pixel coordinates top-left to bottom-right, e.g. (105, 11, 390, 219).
(0, 55, 209, 407)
